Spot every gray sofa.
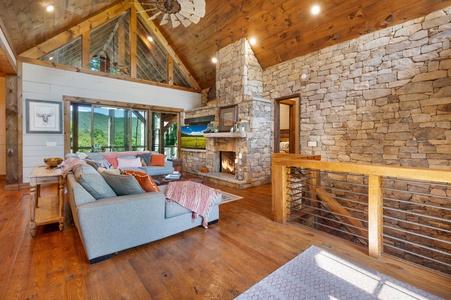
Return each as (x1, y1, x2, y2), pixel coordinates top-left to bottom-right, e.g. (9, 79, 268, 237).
(81, 151, 175, 176)
(66, 164, 221, 263)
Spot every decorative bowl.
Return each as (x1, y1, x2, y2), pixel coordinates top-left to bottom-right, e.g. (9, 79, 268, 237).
(43, 157, 63, 168)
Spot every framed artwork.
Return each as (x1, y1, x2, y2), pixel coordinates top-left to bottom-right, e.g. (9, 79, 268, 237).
(26, 99, 63, 134)
(219, 105, 237, 132)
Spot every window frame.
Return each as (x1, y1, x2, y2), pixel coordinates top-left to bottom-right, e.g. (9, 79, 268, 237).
(63, 96, 182, 157)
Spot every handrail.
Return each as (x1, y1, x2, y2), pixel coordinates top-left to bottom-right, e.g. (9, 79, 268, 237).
(272, 154, 451, 267)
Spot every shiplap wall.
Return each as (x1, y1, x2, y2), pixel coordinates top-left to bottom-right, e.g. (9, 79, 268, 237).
(22, 63, 201, 182)
(0, 77, 5, 175)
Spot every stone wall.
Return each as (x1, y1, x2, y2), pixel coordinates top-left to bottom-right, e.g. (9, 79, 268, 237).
(263, 7, 451, 170)
(180, 149, 206, 173)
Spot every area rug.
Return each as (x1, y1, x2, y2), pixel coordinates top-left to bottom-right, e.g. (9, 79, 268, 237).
(235, 246, 441, 300)
(220, 191, 243, 204)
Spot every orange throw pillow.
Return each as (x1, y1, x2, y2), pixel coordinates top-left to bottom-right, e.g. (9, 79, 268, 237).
(150, 154, 166, 166)
(121, 170, 160, 192)
(105, 157, 118, 169)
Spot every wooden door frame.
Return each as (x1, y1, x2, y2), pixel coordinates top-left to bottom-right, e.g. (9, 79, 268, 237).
(274, 94, 300, 154)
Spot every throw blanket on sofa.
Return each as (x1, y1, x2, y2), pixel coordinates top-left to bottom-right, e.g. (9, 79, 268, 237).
(165, 181, 221, 228)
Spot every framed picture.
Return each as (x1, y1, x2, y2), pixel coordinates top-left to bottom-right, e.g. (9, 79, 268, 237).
(26, 99, 63, 134)
(219, 105, 237, 132)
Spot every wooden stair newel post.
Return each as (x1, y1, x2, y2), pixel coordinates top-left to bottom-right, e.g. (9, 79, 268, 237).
(368, 174, 383, 258)
(272, 162, 288, 223)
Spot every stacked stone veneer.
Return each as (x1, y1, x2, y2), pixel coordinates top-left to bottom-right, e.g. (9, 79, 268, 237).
(263, 8, 451, 169)
(184, 38, 272, 187)
(263, 7, 451, 274)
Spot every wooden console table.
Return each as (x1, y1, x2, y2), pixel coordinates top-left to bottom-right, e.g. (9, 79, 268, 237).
(29, 165, 65, 237)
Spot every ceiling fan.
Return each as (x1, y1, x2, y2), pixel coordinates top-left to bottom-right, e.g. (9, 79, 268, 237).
(138, 0, 206, 28)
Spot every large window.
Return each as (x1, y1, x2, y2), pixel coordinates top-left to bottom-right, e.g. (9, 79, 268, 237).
(70, 101, 178, 157)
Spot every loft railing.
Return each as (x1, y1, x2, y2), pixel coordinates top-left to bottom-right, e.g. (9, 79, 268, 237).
(272, 153, 451, 275)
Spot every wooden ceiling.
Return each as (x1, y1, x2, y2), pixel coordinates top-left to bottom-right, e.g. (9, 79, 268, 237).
(1, 0, 450, 89)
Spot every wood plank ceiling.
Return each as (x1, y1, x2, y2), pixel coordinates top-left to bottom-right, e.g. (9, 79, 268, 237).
(0, 0, 450, 89)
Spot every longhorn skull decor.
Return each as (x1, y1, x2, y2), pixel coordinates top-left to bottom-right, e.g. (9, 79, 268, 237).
(26, 99, 62, 134)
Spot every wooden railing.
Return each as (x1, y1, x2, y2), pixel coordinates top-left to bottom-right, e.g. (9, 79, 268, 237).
(272, 153, 451, 274)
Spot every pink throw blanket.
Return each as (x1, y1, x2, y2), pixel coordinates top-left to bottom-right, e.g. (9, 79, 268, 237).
(165, 181, 221, 228)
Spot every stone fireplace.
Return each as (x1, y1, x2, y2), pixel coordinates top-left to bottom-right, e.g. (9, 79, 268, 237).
(182, 38, 273, 189)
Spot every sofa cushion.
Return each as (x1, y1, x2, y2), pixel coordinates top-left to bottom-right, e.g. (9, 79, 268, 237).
(73, 164, 117, 200)
(150, 154, 166, 166)
(137, 153, 151, 166)
(139, 165, 174, 176)
(100, 172, 145, 196)
(117, 157, 141, 169)
(121, 170, 161, 192)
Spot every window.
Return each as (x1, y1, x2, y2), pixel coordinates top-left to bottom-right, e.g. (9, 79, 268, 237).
(69, 101, 177, 157)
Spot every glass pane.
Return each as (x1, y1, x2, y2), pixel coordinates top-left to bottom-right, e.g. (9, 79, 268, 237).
(40, 37, 82, 67)
(131, 110, 147, 151)
(152, 113, 161, 152)
(90, 11, 130, 76)
(71, 104, 92, 153)
(173, 62, 193, 88)
(136, 19, 167, 82)
(93, 106, 130, 152)
(163, 113, 178, 159)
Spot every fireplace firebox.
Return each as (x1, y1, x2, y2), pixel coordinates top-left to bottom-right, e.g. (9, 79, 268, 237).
(220, 151, 236, 174)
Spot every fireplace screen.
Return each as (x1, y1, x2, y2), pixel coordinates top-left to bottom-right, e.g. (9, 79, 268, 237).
(220, 151, 236, 174)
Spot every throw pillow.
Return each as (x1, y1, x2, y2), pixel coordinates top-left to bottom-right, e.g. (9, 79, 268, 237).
(150, 154, 166, 166)
(105, 157, 118, 168)
(100, 172, 145, 196)
(117, 157, 142, 169)
(137, 153, 151, 166)
(121, 170, 161, 192)
(73, 164, 117, 199)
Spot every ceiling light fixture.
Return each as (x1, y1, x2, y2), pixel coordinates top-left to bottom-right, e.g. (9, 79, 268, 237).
(46, 5, 54, 12)
(211, 57, 217, 64)
(140, 0, 206, 28)
(311, 4, 320, 15)
(147, 36, 154, 42)
(249, 37, 257, 45)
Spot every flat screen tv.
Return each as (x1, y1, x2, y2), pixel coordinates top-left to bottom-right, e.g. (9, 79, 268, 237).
(181, 125, 208, 149)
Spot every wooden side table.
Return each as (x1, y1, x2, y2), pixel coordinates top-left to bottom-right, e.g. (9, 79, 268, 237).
(29, 165, 65, 237)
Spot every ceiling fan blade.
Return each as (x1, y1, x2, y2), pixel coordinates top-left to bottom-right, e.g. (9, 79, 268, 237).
(148, 11, 162, 20)
(179, 0, 206, 17)
(160, 13, 169, 25)
(179, 11, 201, 24)
(175, 13, 192, 27)
(170, 14, 181, 28)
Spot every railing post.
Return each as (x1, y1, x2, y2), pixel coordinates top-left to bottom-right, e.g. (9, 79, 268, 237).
(368, 175, 383, 258)
(310, 169, 320, 229)
(272, 164, 288, 223)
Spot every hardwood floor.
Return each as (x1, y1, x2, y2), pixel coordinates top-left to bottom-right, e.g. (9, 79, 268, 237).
(0, 179, 449, 299)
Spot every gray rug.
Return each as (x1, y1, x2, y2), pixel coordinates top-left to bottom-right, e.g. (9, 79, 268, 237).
(236, 245, 441, 300)
(220, 191, 243, 204)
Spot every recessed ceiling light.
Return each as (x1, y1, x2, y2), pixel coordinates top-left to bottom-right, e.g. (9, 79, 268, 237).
(212, 57, 217, 64)
(311, 5, 320, 15)
(147, 36, 153, 42)
(249, 37, 257, 45)
(46, 5, 54, 12)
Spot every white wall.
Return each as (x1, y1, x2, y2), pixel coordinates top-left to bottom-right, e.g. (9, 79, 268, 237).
(22, 63, 202, 182)
(0, 77, 5, 176)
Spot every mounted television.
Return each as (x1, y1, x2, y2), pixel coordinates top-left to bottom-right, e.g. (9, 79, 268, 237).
(181, 125, 208, 149)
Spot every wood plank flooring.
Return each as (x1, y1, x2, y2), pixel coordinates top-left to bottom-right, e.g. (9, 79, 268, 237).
(0, 179, 450, 299)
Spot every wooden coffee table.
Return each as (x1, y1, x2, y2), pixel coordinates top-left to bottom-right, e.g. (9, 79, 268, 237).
(152, 172, 203, 185)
